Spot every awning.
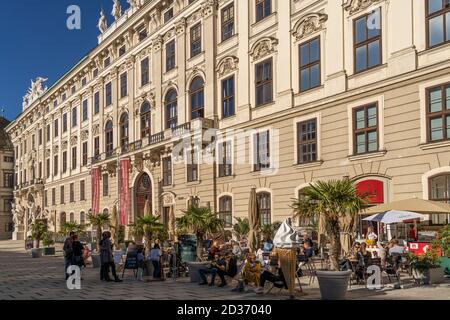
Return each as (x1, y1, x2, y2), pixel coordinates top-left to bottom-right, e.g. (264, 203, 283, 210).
(360, 198, 450, 215)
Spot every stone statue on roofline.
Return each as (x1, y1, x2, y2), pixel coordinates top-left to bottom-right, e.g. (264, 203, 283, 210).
(112, 0, 122, 21)
(98, 9, 108, 34)
(128, 0, 141, 11)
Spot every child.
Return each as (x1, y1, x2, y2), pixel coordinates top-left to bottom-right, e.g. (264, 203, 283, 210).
(137, 247, 145, 282)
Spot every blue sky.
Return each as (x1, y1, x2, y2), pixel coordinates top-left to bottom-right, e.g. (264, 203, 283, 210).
(0, 0, 128, 121)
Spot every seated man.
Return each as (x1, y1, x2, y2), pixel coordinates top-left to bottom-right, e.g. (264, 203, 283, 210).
(198, 253, 226, 286)
(216, 252, 238, 287)
(389, 240, 406, 255)
(242, 253, 262, 287)
(255, 261, 288, 294)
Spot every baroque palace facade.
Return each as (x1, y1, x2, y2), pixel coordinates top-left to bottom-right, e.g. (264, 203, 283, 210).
(6, 0, 450, 240)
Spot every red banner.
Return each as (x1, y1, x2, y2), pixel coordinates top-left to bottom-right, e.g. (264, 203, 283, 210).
(357, 180, 384, 204)
(91, 167, 101, 215)
(120, 159, 130, 225)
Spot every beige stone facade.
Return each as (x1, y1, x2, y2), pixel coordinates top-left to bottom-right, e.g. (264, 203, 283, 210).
(0, 117, 14, 240)
(6, 0, 450, 240)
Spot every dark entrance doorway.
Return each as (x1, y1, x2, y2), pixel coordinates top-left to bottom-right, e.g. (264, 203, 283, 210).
(135, 173, 152, 218)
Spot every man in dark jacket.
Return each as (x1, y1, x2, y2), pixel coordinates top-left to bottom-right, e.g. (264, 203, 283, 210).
(100, 231, 122, 282)
(63, 232, 75, 280)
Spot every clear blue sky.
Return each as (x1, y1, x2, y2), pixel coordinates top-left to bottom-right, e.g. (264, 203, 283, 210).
(0, 0, 127, 121)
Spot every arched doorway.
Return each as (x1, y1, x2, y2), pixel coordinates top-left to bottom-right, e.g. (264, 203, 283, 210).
(135, 173, 152, 218)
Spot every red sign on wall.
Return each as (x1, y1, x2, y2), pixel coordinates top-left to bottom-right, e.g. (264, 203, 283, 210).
(357, 180, 384, 204)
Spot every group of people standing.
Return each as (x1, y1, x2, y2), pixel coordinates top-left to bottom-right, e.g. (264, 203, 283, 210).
(63, 232, 88, 280)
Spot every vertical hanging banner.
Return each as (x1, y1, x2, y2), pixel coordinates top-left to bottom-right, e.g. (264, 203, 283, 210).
(120, 159, 131, 225)
(91, 167, 101, 215)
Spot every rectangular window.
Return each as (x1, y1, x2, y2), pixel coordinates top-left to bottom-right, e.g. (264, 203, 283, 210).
(354, 8, 382, 73)
(72, 147, 77, 170)
(52, 188, 56, 206)
(60, 185, 65, 204)
(46, 158, 50, 179)
(53, 155, 58, 176)
(46, 125, 51, 142)
(82, 142, 88, 166)
(187, 149, 199, 182)
(38, 162, 42, 178)
(222, 76, 235, 118)
(166, 40, 176, 72)
(82, 100, 88, 122)
(256, 0, 271, 22)
(93, 69, 99, 78)
(139, 28, 147, 41)
(104, 57, 111, 68)
(218, 141, 233, 177)
(120, 72, 128, 98)
(38, 129, 42, 145)
(63, 114, 68, 133)
(119, 45, 126, 57)
(63, 151, 67, 173)
(353, 103, 379, 155)
(427, 83, 450, 142)
(44, 190, 48, 207)
(53, 119, 59, 138)
(80, 180, 85, 201)
(221, 3, 235, 41)
(82, 77, 87, 86)
(297, 119, 317, 164)
(72, 106, 77, 127)
(141, 58, 149, 86)
(219, 196, 233, 228)
(94, 92, 100, 114)
(164, 8, 174, 23)
(94, 137, 100, 159)
(62, 93, 67, 101)
(105, 82, 112, 107)
(426, 0, 450, 48)
(191, 23, 202, 57)
(70, 183, 75, 203)
(103, 173, 109, 197)
(3, 173, 13, 188)
(254, 130, 270, 171)
(299, 37, 321, 92)
(32, 134, 35, 150)
(162, 157, 172, 187)
(71, 86, 76, 95)
(255, 58, 273, 107)
(54, 99, 58, 108)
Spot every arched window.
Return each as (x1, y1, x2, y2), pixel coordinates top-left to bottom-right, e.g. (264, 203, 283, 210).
(257, 192, 271, 226)
(103, 208, 109, 216)
(105, 120, 114, 157)
(165, 89, 178, 129)
(141, 102, 151, 139)
(119, 113, 129, 150)
(190, 77, 205, 120)
(219, 196, 233, 228)
(80, 211, 86, 225)
(70, 212, 75, 223)
(429, 174, 450, 225)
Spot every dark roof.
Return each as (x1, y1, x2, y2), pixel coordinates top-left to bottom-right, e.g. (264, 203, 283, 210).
(0, 117, 13, 150)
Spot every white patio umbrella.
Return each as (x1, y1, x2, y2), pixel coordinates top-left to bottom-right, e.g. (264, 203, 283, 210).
(363, 210, 429, 224)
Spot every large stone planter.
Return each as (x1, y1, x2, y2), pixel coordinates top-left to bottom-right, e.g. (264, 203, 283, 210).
(412, 267, 444, 285)
(91, 254, 101, 269)
(187, 262, 210, 283)
(31, 248, 43, 258)
(43, 247, 56, 256)
(316, 270, 352, 300)
(439, 257, 450, 276)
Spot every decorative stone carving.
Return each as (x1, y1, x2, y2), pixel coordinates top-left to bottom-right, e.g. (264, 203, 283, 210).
(92, 124, 100, 136)
(187, 10, 202, 25)
(111, 0, 122, 21)
(81, 130, 89, 142)
(133, 156, 144, 173)
(202, 0, 218, 18)
(162, 193, 175, 206)
(23, 77, 48, 110)
(128, 0, 141, 11)
(344, 0, 383, 15)
(62, 141, 68, 151)
(164, 29, 176, 42)
(153, 35, 164, 51)
(175, 18, 187, 35)
(126, 55, 135, 70)
(292, 13, 328, 41)
(45, 149, 51, 158)
(70, 135, 78, 146)
(216, 56, 239, 77)
(52, 145, 59, 154)
(250, 37, 279, 62)
(139, 46, 152, 59)
(98, 9, 108, 34)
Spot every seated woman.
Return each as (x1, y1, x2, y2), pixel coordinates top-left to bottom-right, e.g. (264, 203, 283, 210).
(255, 261, 288, 294)
(359, 242, 372, 266)
(242, 253, 262, 287)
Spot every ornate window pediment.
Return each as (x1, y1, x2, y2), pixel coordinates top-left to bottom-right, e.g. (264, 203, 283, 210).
(292, 13, 328, 41)
(344, 0, 383, 15)
(249, 37, 278, 62)
(216, 56, 239, 78)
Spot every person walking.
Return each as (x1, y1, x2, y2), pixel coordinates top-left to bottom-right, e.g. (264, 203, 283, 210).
(63, 231, 75, 280)
(149, 243, 162, 280)
(100, 231, 122, 283)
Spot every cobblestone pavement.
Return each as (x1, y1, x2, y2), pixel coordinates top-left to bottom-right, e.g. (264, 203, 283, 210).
(0, 241, 448, 300)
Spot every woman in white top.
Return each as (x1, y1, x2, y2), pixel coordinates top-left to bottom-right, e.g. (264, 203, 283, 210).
(366, 226, 378, 244)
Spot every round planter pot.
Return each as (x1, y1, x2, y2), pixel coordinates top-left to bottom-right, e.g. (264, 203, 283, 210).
(31, 248, 43, 258)
(43, 247, 56, 256)
(316, 270, 352, 300)
(412, 267, 444, 285)
(91, 254, 101, 269)
(186, 262, 210, 283)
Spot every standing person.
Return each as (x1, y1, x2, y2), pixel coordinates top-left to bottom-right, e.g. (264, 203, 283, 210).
(100, 231, 122, 282)
(149, 243, 162, 280)
(72, 234, 85, 269)
(136, 247, 146, 282)
(366, 226, 378, 245)
(63, 231, 75, 280)
(208, 241, 220, 261)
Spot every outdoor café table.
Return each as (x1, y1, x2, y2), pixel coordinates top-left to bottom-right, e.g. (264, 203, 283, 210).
(366, 247, 385, 259)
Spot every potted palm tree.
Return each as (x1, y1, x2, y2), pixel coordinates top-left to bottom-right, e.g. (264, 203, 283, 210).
(233, 217, 250, 242)
(176, 206, 224, 283)
(88, 212, 111, 268)
(30, 220, 48, 258)
(292, 179, 365, 300)
(42, 231, 56, 256)
(129, 215, 164, 253)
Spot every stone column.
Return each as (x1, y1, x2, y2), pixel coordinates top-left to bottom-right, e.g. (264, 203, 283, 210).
(126, 55, 136, 143)
(153, 35, 163, 134)
(237, 0, 250, 122)
(111, 67, 119, 149)
(175, 18, 187, 126)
